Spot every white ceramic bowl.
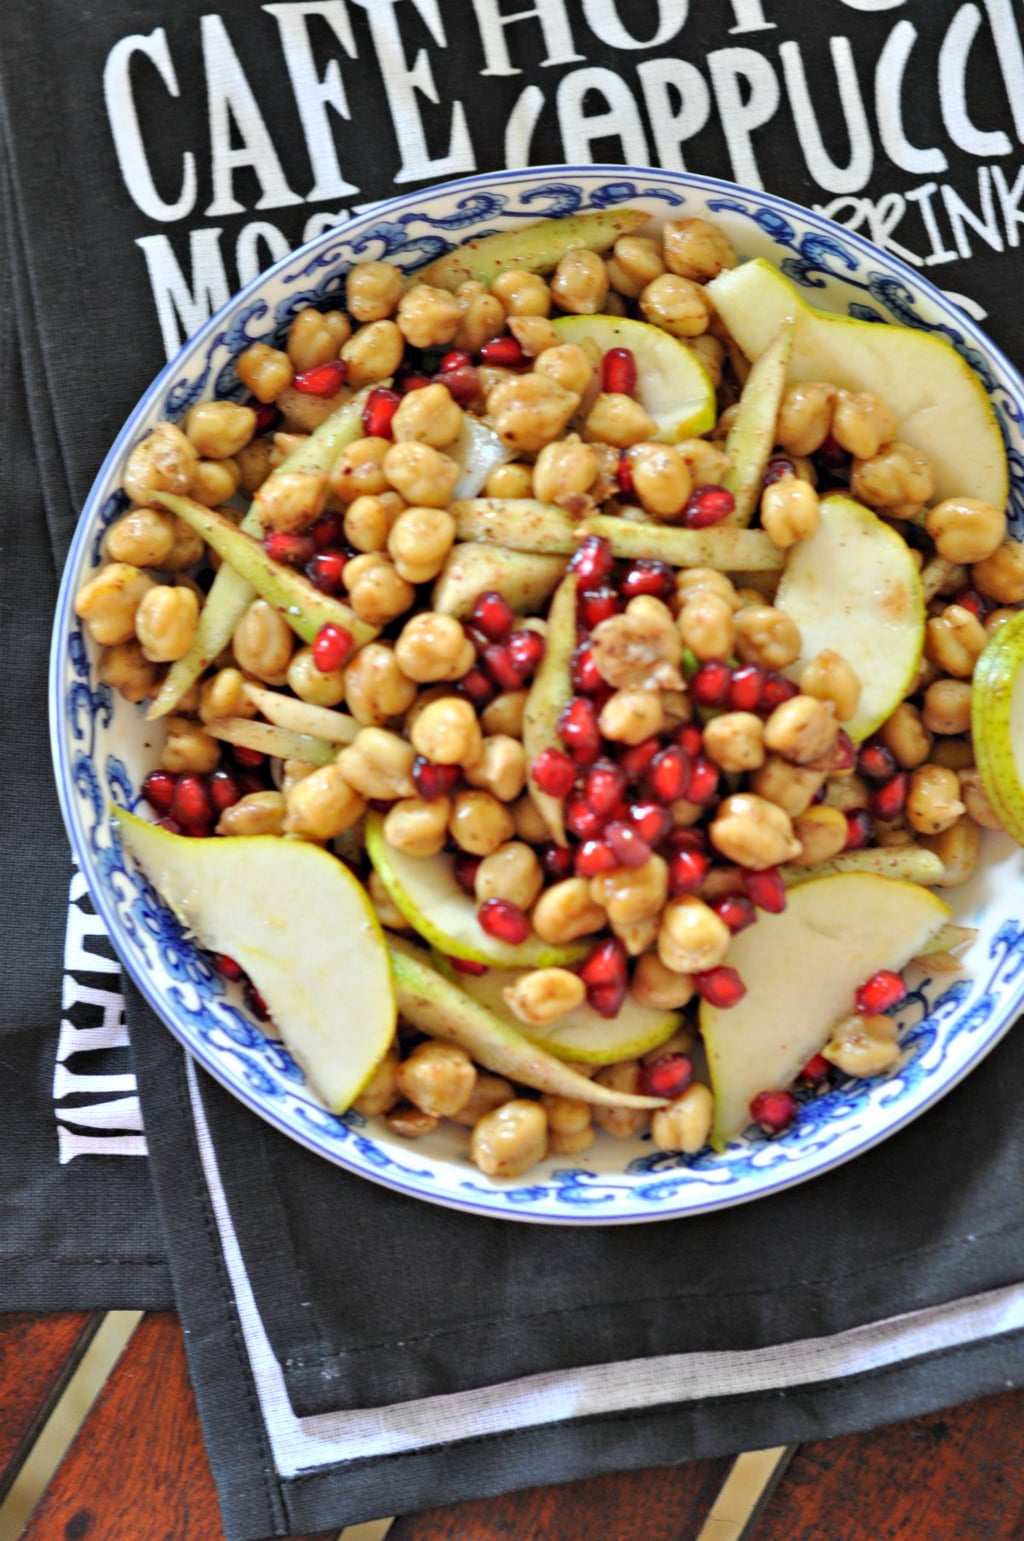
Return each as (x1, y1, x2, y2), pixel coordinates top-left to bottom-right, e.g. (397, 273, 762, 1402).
(51, 165, 1024, 1224)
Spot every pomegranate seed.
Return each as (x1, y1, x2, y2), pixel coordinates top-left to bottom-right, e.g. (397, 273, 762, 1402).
(507, 629, 545, 679)
(589, 981, 628, 1017)
(396, 370, 432, 393)
(712, 894, 757, 933)
(870, 772, 908, 821)
(627, 801, 672, 846)
(309, 510, 345, 550)
(855, 969, 908, 1014)
(413, 757, 460, 801)
(798, 1053, 831, 1087)
(727, 664, 767, 712)
(639, 1053, 693, 1100)
(232, 745, 265, 770)
(691, 660, 732, 708)
(571, 642, 604, 695)
(667, 826, 709, 853)
(540, 843, 575, 882)
(251, 401, 279, 435)
(479, 335, 525, 367)
(439, 365, 482, 406)
(565, 795, 607, 841)
(620, 737, 662, 782)
(760, 672, 798, 711)
(558, 697, 601, 764)
(682, 484, 735, 528)
(580, 936, 628, 990)
(142, 770, 176, 815)
(616, 452, 634, 497)
(686, 755, 720, 806)
(170, 774, 214, 830)
(306, 551, 347, 593)
(264, 531, 315, 567)
(470, 590, 516, 643)
(822, 728, 856, 774)
(531, 747, 577, 799)
(439, 348, 472, 373)
(312, 622, 353, 673)
(605, 821, 652, 868)
(742, 866, 787, 913)
(215, 953, 245, 981)
(583, 759, 627, 817)
(954, 585, 988, 620)
(361, 386, 401, 439)
(844, 808, 873, 850)
(208, 768, 241, 814)
(749, 1088, 799, 1134)
(245, 982, 271, 1021)
(620, 559, 674, 602)
(602, 346, 638, 395)
(675, 723, 704, 758)
(482, 643, 524, 692)
(858, 742, 898, 782)
(579, 585, 619, 630)
(292, 358, 348, 396)
(569, 535, 615, 589)
(575, 838, 617, 878)
(449, 955, 488, 976)
(763, 454, 797, 487)
(668, 846, 710, 896)
(453, 853, 482, 895)
(817, 433, 850, 473)
(235, 770, 267, 797)
(694, 966, 747, 1008)
(458, 666, 497, 709)
(644, 745, 691, 804)
(478, 897, 530, 945)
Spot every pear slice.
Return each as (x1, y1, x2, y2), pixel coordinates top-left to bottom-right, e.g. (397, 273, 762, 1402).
(582, 515, 784, 573)
(522, 573, 578, 845)
(971, 609, 1024, 845)
(435, 956, 680, 1065)
(114, 811, 396, 1113)
(551, 314, 716, 442)
(416, 207, 647, 291)
(706, 258, 1008, 507)
(432, 543, 567, 619)
(389, 939, 665, 1108)
(450, 414, 512, 499)
(701, 873, 950, 1149)
(774, 494, 925, 742)
(450, 498, 580, 554)
(205, 717, 339, 766)
(722, 320, 794, 525)
(365, 811, 587, 968)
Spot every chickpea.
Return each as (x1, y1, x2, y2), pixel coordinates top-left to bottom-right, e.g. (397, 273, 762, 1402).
(490, 269, 551, 317)
(388, 506, 457, 585)
(823, 1013, 901, 1078)
(283, 763, 365, 840)
(639, 272, 712, 338)
(471, 1100, 548, 1178)
(592, 1062, 650, 1140)
(532, 878, 606, 945)
(487, 372, 581, 455)
(351, 1047, 401, 1118)
(710, 793, 802, 869)
(384, 796, 452, 857)
(921, 814, 981, 887)
(236, 343, 293, 403)
(532, 435, 597, 508)
(367, 869, 410, 932)
(612, 916, 660, 957)
(512, 792, 551, 844)
(231, 599, 292, 683)
(597, 686, 663, 744)
(760, 477, 821, 548)
(160, 714, 221, 775)
(217, 789, 287, 838)
(184, 400, 256, 460)
(277, 388, 346, 434)
(411, 696, 483, 767)
(449, 790, 516, 856)
(925, 603, 988, 678)
(582, 393, 657, 450)
(775, 383, 837, 458)
(382, 442, 461, 508)
(626, 442, 692, 518)
(763, 694, 838, 765)
(502, 968, 585, 1028)
(396, 284, 461, 349)
(252, 469, 328, 534)
(733, 605, 801, 671)
(958, 766, 1004, 830)
(906, 764, 966, 835)
(923, 497, 1007, 565)
(533, 342, 596, 398)
(448, 1073, 516, 1128)
(284, 646, 346, 708)
(341, 319, 405, 387)
(631, 952, 695, 1011)
(329, 437, 390, 505)
(550, 248, 609, 314)
(800, 649, 862, 723)
(286, 307, 351, 371)
(346, 261, 404, 323)
(338, 727, 416, 800)
(190, 458, 241, 507)
(822, 772, 870, 814)
(344, 553, 417, 627)
(472, 842, 543, 912)
(75, 563, 155, 646)
(235, 437, 276, 495)
(196, 668, 251, 724)
(651, 1083, 714, 1154)
(830, 390, 898, 460)
(122, 421, 199, 504)
(464, 735, 527, 803)
(507, 315, 561, 358)
(790, 804, 848, 865)
(972, 538, 1024, 604)
(541, 1094, 594, 1157)
(456, 284, 507, 353)
(850, 441, 935, 511)
(676, 438, 733, 490)
(678, 592, 736, 661)
(98, 639, 158, 703)
(391, 382, 464, 449)
(103, 507, 177, 567)
(748, 755, 825, 817)
(922, 677, 972, 736)
(590, 854, 669, 928)
(657, 896, 731, 975)
(986, 606, 1020, 636)
(342, 493, 401, 555)
(133, 584, 199, 663)
(878, 701, 933, 768)
(484, 462, 534, 499)
(674, 566, 740, 612)
(702, 711, 766, 773)
(397, 1041, 476, 1118)
(387, 1105, 439, 1139)
(931, 736, 975, 772)
(662, 217, 736, 282)
(606, 235, 665, 299)
(338, 646, 414, 728)
(481, 690, 527, 738)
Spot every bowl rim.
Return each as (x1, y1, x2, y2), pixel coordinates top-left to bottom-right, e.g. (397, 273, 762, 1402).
(49, 162, 1024, 1224)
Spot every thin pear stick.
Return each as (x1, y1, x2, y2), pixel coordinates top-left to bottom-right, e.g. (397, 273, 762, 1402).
(205, 717, 338, 766)
(417, 207, 647, 291)
(722, 320, 794, 526)
(781, 846, 945, 888)
(451, 498, 580, 554)
(240, 681, 359, 744)
(522, 574, 577, 845)
(582, 515, 785, 571)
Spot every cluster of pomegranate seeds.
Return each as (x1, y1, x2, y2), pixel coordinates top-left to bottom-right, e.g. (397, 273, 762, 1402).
(477, 897, 530, 945)
(681, 485, 735, 529)
(312, 622, 353, 673)
(361, 386, 401, 439)
(601, 346, 638, 396)
(749, 1087, 799, 1135)
(741, 867, 787, 914)
(855, 969, 908, 1014)
(579, 938, 628, 1017)
(639, 1051, 693, 1100)
(413, 756, 460, 801)
(292, 359, 348, 396)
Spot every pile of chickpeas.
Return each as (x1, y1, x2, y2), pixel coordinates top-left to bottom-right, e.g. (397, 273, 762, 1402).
(75, 212, 1024, 1179)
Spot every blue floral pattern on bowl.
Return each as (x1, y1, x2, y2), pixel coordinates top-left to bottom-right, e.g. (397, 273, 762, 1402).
(50, 166, 1024, 1225)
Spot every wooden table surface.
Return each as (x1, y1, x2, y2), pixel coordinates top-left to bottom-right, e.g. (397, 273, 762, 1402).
(3, 1311, 1024, 1540)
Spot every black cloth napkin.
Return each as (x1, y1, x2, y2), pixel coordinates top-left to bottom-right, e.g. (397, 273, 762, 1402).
(6, 0, 1024, 1535)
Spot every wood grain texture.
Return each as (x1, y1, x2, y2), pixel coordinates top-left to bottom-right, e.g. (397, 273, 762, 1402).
(388, 1456, 733, 1541)
(0, 1312, 100, 1502)
(753, 1390, 1024, 1541)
